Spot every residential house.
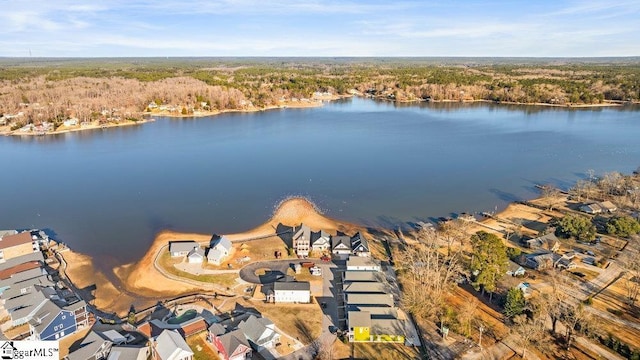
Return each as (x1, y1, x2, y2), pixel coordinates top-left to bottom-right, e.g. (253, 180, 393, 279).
(522, 233, 560, 252)
(310, 230, 331, 252)
(237, 315, 280, 351)
(598, 201, 617, 213)
(65, 330, 113, 360)
(351, 233, 371, 257)
(292, 224, 311, 257)
(63, 118, 79, 127)
(347, 311, 406, 343)
(331, 235, 352, 258)
(524, 253, 560, 271)
(29, 298, 88, 341)
(208, 327, 252, 360)
(506, 261, 526, 277)
(169, 241, 198, 258)
(273, 281, 310, 303)
(346, 256, 381, 272)
(0, 231, 39, 263)
(187, 247, 205, 264)
(343, 282, 387, 295)
(342, 271, 383, 283)
(579, 203, 602, 214)
(345, 293, 394, 307)
(107, 346, 149, 360)
(207, 236, 232, 265)
(152, 330, 193, 360)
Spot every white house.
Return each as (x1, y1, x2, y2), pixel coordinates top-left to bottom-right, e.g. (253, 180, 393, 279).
(331, 235, 352, 258)
(346, 256, 381, 272)
(169, 241, 198, 257)
(292, 225, 311, 257)
(311, 230, 331, 252)
(273, 282, 310, 303)
(207, 236, 232, 265)
(153, 330, 193, 360)
(237, 315, 280, 351)
(187, 247, 205, 264)
(63, 118, 78, 127)
(350, 232, 371, 257)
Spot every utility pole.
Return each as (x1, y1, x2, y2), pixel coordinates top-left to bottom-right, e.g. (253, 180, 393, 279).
(478, 324, 485, 349)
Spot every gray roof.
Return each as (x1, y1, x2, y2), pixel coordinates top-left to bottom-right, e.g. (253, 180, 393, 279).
(64, 299, 87, 312)
(237, 315, 277, 346)
(28, 298, 65, 334)
(6, 287, 48, 321)
(351, 232, 370, 253)
(346, 256, 379, 269)
(218, 329, 250, 356)
(332, 235, 351, 250)
(370, 318, 407, 336)
(155, 330, 193, 360)
(187, 246, 205, 258)
(211, 236, 232, 252)
(346, 306, 398, 319)
(348, 311, 371, 328)
(311, 230, 330, 246)
(208, 323, 226, 336)
(169, 241, 198, 254)
(343, 282, 387, 294)
(108, 346, 148, 360)
(273, 281, 310, 292)
(0, 267, 48, 290)
(343, 271, 382, 283)
(66, 331, 112, 360)
(0, 251, 44, 271)
(2, 276, 53, 299)
(345, 293, 393, 307)
(293, 225, 311, 242)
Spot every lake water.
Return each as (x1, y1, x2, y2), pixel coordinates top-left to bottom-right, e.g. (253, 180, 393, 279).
(1, 98, 639, 266)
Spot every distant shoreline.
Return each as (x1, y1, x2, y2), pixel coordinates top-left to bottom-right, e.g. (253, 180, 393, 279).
(2, 95, 637, 137)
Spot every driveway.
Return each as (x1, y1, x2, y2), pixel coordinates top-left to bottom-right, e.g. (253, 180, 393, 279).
(239, 259, 326, 284)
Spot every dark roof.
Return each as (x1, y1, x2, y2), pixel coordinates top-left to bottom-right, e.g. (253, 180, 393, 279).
(274, 281, 310, 292)
(218, 329, 250, 356)
(331, 235, 351, 249)
(0, 232, 32, 250)
(351, 232, 370, 252)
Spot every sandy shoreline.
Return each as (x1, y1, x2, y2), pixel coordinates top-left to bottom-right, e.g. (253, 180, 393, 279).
(1, 118, 154, 137)
(64, 197, 366, 315)
(385, 97, 630, 108)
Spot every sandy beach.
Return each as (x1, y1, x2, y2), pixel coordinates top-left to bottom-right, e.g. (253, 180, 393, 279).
(64, 197, 365, 315)
(1, 118, 154, 137)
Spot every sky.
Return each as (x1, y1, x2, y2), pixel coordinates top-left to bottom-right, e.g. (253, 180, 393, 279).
(1, 0, 639, 57)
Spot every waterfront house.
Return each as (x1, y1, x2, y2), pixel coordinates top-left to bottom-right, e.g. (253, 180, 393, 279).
(208, 326, 252, 360)
(207, 236, 232, 265)
(598, 201, 617, 213)
(152, 330, 193, 360)
(351, 232, 371, 257)
(237, 315, 280, 351)
(64, 330, 112, 360)
(331, 235, 352, 258)
(187, 246, 205, 264)
(311, 230, 331, 252)
(273, 281, 310, 303)
(29, 298, 88, 341)
(346, 256, 381, 272)
(169, 241, 198, 258)
(63, 118, 79, 127)
(0, 231, 40, 263)
(292, 224, 311, 257)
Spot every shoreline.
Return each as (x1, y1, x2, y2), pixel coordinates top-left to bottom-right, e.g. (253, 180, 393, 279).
(4, 94, 634, 138)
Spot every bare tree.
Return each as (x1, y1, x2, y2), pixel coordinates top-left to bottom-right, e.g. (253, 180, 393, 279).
(561, 302, 592, 350)
(457, 297, 479, 337)
(397, 228, 462, 320)
(512, 314, 545, 359)
(621, 249, 640, 306)
(541, 184, 562, 211)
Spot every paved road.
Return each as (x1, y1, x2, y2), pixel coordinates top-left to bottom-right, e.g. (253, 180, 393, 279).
(239, 259, 326, 284)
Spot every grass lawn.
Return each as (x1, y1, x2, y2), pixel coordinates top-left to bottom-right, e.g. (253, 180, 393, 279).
(332, 340, 420, 360)
(188, 333, 221, 360)
(236, 299, 322, 344)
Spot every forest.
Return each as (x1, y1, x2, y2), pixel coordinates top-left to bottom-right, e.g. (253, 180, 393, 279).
(1, 58, 639, 127)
